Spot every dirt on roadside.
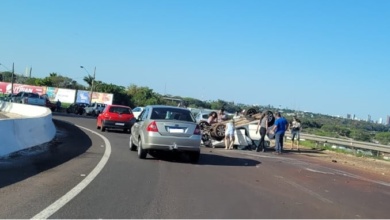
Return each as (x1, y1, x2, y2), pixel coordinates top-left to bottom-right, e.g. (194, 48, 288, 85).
(295, 147, 390, 179)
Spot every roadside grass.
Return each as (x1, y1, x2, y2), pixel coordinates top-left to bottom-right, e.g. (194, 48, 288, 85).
(291, 139, 389, 161)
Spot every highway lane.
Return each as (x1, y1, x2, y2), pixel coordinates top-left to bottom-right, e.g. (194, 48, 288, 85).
(1, 113, 390, 218)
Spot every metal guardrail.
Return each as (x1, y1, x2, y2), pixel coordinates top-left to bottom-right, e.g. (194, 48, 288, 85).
(296, 133, 390, 154)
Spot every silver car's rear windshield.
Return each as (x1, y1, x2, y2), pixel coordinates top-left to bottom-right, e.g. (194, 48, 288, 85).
(109, 107, 132, 114)
(151, 107, 195, 122)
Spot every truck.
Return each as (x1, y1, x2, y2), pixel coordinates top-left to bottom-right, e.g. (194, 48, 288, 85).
(11, 92, 57, 111)
(83, 102, 106, 116)
(11, 92, 45, 106)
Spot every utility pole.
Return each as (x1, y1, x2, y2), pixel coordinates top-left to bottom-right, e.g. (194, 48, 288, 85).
(11, 62, 14, 95)
(90, 66, 96, 104)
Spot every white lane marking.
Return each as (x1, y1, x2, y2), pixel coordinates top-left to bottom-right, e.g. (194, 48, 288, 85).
(234, 150, 390, 187)
(31, 125, 111, 219)
(275, 175, 334, 204)
(306, 168, 336, 175)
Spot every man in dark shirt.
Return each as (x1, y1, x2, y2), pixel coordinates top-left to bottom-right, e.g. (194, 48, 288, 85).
(272, 112, 288, 154)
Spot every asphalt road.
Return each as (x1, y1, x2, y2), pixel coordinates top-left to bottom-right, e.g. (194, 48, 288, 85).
(1, 113, 390, 219)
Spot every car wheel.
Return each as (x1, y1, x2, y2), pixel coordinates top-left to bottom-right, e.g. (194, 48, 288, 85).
(137, 139, 147, 159)
(129, 135, 137, 151)
(189, 151, 200, 163)
(199, 121, 210, 130)
(101, 126, 106, 132)
(96, 119, 101, 129)
(244, 108, 258, 118)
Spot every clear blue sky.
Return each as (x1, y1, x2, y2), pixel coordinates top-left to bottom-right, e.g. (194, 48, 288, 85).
(1, 0, 389, 121)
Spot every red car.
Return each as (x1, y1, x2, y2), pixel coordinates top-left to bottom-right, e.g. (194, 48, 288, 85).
(97, 105, 136, 133)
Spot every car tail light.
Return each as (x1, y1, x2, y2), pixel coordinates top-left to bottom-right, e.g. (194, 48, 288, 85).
(194, 124, 201, 135)
(147, 121, 159, 132)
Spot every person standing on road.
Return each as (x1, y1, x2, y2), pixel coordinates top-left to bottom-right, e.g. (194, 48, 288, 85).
(271, 112, 288, 154)
(225, 119, 235, 150)
(255, 112, 268, 152)
(56, 99, 61, 112)
(290, 116, 301, 151)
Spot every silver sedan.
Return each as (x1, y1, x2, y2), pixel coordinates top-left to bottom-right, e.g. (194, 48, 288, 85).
(129, 105, 201, 163)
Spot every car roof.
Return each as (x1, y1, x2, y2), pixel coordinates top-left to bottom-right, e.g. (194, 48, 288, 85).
(146, 105, 190, 111)
(107, 104, 131, 108)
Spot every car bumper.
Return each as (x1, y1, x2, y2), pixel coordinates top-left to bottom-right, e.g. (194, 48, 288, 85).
(103, 120, 133, 129)
(142, 135, 201, 152)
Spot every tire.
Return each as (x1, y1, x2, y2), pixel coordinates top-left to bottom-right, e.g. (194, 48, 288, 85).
(129, 135, 137, 151)
(101, 126, 106, 132)
(189, 152, 200, 163)
(264, 110, 275, 127)
(97, 119, 101, 129)
(211, 123, 225, 139)
(245, 108, 258, 118)
(199, 121, 210, 130)
(201, 133, 210, 142)
(137, 139, 147, 159)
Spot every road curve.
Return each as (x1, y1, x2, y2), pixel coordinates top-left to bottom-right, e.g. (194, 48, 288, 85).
(0, 113, 390, 219)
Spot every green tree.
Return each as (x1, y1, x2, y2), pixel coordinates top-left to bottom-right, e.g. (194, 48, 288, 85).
(126, 84, 161, 107)
(83, 75, 94, 88)
(351, 130, 372, 142)
(1, 71, 13, 82)
(375, 132, 390, 145)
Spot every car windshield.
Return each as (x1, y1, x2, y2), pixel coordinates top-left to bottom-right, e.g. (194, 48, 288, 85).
(151, 107, 195, 122)
(109, 106, 131, 114)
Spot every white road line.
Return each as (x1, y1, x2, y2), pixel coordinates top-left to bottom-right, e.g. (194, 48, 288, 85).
(275, 175, 334, 204)
(235, 150, 390, 187)
(31, 125, 111, 219)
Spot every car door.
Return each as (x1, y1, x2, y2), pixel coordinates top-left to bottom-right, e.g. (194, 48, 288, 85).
(132, 107, 149, 144)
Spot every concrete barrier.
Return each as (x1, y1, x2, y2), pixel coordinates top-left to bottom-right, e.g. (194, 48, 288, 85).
(0, 101, 56, 157)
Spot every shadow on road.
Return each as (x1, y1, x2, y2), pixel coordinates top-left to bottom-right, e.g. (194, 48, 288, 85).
(0, 119, 92, 188)
(197, 153, 261, 166)
(279, 148, 327, 155)
(52, 112, 97, 120)
(146, 150, 261, 167)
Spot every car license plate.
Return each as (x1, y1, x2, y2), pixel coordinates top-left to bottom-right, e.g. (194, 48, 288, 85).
(115, 123, 125, 126)
(169, 128, 184, 133)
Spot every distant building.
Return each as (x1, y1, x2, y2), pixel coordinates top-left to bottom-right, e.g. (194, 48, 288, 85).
(379, 118, 383, 124)
(347, 114, 351, 119)
(367, 114, 371, 122)
(387, 115, 390, 126)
